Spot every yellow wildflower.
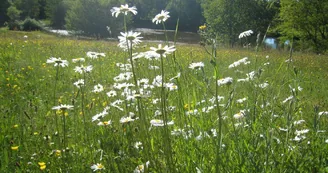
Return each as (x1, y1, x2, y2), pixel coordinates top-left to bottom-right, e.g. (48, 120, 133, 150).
(55, 150, 61, 157)
(11, 146, 19, 151)
(38, 162, 46, 170)
(199, 24, 206, 30)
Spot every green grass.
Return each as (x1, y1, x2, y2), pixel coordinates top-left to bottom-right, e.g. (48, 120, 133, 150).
(1, 30, 328, 172)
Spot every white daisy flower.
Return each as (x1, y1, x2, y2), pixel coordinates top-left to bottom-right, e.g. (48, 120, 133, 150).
(93, 84, 104, 93)
(113, 72, 133, 82)
(92, 108, 109, 122)
(46, 57, 69, 67)
(106, 90, 117, 97)
(228, 57, 249, 68)
(149, 44, 176, 57)
(217, 77, 233, 86)
(73, 79, 85, 88)
(150, 119, 174, 127)
(134, 141, 143, 150)
(279, 127, 288, 132)
(282, 96, 293, 104)
(189, 62, 204, 70)
(144, 51, 161, 60)
(74, 65, 93, 74)
(233, 110, 246, 119)
(120, 116, 137, 124)
(116, 63, 132, 71)
(152, 75, 162, 87)
(97, 120, 112, 126)
(118, 31, 143, 51)
(319, 111, 328, 116)
(133, 161, 149, 173)
(238, 30, 253, 39)
(149, 65, 160, 70)
(295, 129, 310, 136)
(111, 4, 137, 17)
(293, 120, 306, 125)
(52, 104, 74, 111)
(72, 58, 85, 63)
(138, 78, 149, 86)
(87, 51, 105, 59)
(90, 163, 105, 172)
(258, 82, 269, 89)
(209, 96, 224, 104)
(236, 97, 247, 103)
(152, 10, 170, 24)
(165, 83, 178, 91)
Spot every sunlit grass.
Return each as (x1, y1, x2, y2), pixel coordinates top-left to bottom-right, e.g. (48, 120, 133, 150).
(1, 30, 328, 172)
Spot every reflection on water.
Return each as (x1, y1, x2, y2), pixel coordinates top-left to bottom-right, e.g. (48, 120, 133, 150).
(135, 28, 200, 44)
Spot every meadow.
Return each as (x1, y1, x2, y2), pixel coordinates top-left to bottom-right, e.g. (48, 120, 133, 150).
(1, 28, 328, 172)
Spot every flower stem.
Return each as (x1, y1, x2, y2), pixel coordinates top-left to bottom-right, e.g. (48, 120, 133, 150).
(162, 22, 169, 45)
(53, 66, 60, 146)
(160, 54, 174, 172)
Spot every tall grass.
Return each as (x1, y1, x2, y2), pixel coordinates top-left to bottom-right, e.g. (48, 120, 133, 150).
(1, 28, 328, 172)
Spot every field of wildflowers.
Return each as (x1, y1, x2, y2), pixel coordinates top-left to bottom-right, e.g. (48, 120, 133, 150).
(1, 4, 328, 173)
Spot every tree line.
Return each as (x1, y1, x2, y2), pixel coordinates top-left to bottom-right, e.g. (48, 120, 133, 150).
(0, 0, 327, 53)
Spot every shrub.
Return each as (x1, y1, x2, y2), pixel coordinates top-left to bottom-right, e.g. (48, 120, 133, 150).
(20, 17, 44, 31)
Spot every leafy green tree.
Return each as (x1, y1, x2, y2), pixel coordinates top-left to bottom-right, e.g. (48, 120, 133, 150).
(278, 0, 328, 53)
(65, 0, 123, 38)
(0, 0, 10, 26)
(46, 0, 67, 28)
(200, 0, 277, 47)
(131, 0, 203, 31)
(6, 3, 21, 30)
(166, 0, 204, 31)
(18, 0, 40, 19)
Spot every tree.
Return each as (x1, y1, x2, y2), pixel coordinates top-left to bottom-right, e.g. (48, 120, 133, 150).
(65, 0, 124, 38)
(46, 0, 68, 28)
(17, 0, 40, 19)
(6, 3, 21, 30)
(200, 0, 277, 47)
(166, 0, 204, 31)
(278, 0, 328, 53)
(130, 0, 203, 31)
(0, 0, 10, 26)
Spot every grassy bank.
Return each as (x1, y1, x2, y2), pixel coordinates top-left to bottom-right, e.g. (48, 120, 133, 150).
(1, 30, 328, 172)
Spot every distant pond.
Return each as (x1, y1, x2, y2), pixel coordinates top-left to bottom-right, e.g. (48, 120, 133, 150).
(49, 28, 280, 48)
(134, 28, 200, 44)
(49, 28, 200, 44)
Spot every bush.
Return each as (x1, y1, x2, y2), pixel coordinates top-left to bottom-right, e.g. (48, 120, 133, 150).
(5, 21, 21, 30)
(20, 18, 44, 31)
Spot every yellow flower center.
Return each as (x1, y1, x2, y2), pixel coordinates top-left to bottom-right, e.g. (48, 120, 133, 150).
(156, 49, 166, 55)
(97, 163, 104, 169)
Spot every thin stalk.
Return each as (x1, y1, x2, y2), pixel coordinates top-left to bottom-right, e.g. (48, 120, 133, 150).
(211, 38, 223, 173)
(128, 40, 152, 166)
(162, 22, 169, 45)
(62, 110, 66, 150)
(81, 79, 87, 142)
(123, 15, 127, 33)
(160, 54, 174, 172)
(53, 66, 60, 145)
